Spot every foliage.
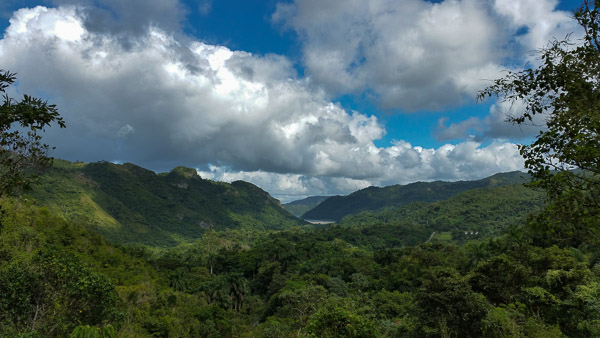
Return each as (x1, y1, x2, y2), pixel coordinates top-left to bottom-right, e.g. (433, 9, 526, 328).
(2, 150, 595, 338)
(304, 305, 379, 338)
(479, 1, 600, 246)
(415, 267, 488, 337)
(283, 195, 330, 217)
(0, 247, 121, 336)
(0, 199, 146, 337)
(70, 324, 115, 338)
(0, 70, 65, 197)
(339, 183, 545, 241)
(27, 160, 305, 246)
(2, 189, 600, 337)
(303, 171, 530, 221)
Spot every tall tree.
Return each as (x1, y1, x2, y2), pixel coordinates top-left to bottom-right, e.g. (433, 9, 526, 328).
(479, 1, 600, 246)
(0, 70, 65, 197)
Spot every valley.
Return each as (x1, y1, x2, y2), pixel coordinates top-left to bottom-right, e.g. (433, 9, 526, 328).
(4, 159, 597, 338)
(1, 1, 599, 336)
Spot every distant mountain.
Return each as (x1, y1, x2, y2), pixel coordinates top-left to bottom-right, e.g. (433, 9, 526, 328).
(283, 196, 330, 217)
(339, 183, 545, 240)
(302, 171, 531, 221)
(28, 160, 306, 246)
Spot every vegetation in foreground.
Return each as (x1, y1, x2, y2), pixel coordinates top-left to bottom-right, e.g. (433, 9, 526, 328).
(1, 196, 599, 337)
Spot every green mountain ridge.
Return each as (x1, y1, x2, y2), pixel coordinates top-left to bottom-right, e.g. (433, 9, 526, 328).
(5, 165, 597, 338)
(28, 159, 306, 246)
(283, 195, 330, 217)
(339, 183, 546, 241)
(302, 171, 531, 221)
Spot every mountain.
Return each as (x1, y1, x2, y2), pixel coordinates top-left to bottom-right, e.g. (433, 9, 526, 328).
(302, 171, 531, 221)
(4, 177, 592, 338)
(28, 159, 306, 246)
(339, 183, 545, 240)
(283, 195, 330, 217)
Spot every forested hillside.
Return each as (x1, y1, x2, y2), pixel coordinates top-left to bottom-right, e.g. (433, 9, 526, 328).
(3, 159, 597, 337)
(339, 183, 545, 241)
(283, 196, 330, 217)
(2, 194, 599, 337)
(302, 171, 529, 221)
(28, 160, 305, 246)
(1, 160, 599, 337)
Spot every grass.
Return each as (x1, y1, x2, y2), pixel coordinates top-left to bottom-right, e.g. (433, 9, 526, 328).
(435, 232, 453, 241)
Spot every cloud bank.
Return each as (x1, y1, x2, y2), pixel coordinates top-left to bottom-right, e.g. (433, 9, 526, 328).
(274, 0, 578, 113)
(0, 4, 540, 200)
(199, 140, 523, 202)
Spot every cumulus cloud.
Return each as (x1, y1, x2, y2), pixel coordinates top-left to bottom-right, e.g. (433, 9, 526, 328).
(200, 139, 524, 202)
(376, 140, 524, 184)
(436, 117, 483, 142)
(196, 166, 372, 203)
(273, 0, 579, 111)
(51, 0, 187, 39)
(0, 5, 527, 200)
(436, 99, 548, 142)
(0, 6, 386, 176)
(494, 0, 577, 62)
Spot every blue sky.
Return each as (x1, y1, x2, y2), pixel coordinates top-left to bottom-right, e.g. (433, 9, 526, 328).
(182, 0, 581, 149)
(0, 0, 585, 201)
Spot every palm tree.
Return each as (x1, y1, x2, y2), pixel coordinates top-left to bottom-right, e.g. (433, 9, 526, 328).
(226, 273, 249, 312)
(465, 241, 489, 269)
(204, 273, 249, 311)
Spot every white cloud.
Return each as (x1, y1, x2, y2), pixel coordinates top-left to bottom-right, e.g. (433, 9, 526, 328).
(435, 99, 548, 141)
(52, 0, 187, 39)
(436, 116, 483, 142)
(200, 139, 525, 202)
(273, 0, 579, 111)
(196, 166, 372, 203)
(0, 6, 387, 178)
(494, 0, 577, 63)
(197, 0, 212, 16)
(0, 5, 527, 200)
(117, 124, 135, 138)
(377, 139, 524, 184)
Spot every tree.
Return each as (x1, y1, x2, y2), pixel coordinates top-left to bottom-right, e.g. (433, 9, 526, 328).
(269, 283, 327, 334)
(70, 324, 115, 338)
(304, 305, 378, 338)
(0, 251, 120, 337)
(0, 70, 65, 197)
(478, 1, 600, 246)
(416, 267, 488, 337)
(204, 273, 249, 312)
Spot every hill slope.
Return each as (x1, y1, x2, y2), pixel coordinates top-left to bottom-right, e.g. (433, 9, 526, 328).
(302, 171, 530, 221)
(28, 160, 305, 246)
(283, 196, 330, 217)
(339, 183, 545, 240)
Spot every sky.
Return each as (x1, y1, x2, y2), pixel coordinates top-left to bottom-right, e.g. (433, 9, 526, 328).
(0, 0, 584, 202)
